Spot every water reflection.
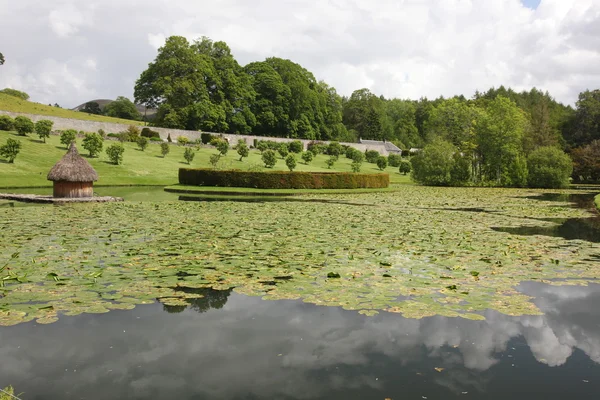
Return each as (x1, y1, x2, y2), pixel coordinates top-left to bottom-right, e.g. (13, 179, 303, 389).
(1, 283, 600, 399)
(163, 288, 232, 314)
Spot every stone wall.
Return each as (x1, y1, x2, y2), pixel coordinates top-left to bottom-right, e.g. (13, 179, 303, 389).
(0, 110, 392, 155)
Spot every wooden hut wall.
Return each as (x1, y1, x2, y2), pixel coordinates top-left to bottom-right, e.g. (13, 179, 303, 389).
(53, 181, 94, 198)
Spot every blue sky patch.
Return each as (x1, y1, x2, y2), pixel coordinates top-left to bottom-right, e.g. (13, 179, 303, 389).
(521, 0, 542, 9)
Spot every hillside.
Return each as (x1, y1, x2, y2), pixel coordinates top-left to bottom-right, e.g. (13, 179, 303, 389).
(0, 130, 409, 188)
(0, 93, 144, 125)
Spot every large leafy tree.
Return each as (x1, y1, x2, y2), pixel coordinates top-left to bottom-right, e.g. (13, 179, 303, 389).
(567, 89, 600, 148)
(342, 88, 385, 140)
(103, 96, 141, 120)
(382, 99, 420, 148)
(81, 101, 102, 115)
(424, 98, 480, 151)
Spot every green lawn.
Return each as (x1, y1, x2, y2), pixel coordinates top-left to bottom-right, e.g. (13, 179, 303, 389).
(0, 130, 412, 188)
(595, 194, 599, 212)
(0, 93, 144, 125)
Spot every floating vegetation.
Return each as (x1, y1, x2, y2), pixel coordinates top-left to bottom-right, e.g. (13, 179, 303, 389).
(1, 187, 599, 326)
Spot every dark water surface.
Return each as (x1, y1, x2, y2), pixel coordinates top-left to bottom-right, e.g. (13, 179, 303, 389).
(1, 283, 600, 399)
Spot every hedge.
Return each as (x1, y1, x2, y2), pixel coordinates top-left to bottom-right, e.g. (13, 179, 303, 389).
(179, 169, 390, 189)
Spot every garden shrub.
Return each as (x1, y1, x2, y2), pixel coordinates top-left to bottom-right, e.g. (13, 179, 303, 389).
(278, 143, 289, 159)
(326, 141, 343, 158)
(201, 133, 216, 144)
(387, 154, 402, 167)
(106, 143, 124, 165)
(160, 142, 170, 157)
(137, 136, 149, 151)
(285, 154, 297, 171)
(184, 147, 195, 164)
(141, 127, 160, 139)
(289, 140, 303, 153)
(307, 141, 326, 155)
(236, 140, 249, 161)
(527, 146, 573, 188)
(0, 138, 21, 163)
(376, 156, 388, 170)
(177, 136, 189, 146)
(0, 115, 14, 131)
(123, 125, 140, 142)
(211, 138, 229, 155)
(365, 150, 380, 163)
(14, 116, 34, 136)
(179, 169, 390, 189)
(35, 119, 53, 143)
(301, 151, 313, 164)
(399, 160, 411, 175)
(82, 132, 104, 157)
(262, 149, 277, 168)
(326, 156, 336, 169)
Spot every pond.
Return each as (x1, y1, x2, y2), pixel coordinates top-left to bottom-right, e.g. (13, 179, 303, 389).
(1, 186, 599, 398)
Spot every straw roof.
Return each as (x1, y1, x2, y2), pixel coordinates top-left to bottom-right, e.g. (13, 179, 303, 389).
(47, 143, 99, 182)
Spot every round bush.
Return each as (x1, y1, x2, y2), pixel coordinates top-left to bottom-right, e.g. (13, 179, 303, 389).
(527, 146, 573, 188)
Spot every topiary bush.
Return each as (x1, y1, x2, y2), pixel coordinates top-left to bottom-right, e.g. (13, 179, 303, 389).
(137, 136, 149, 151)
(387, 154, 402, 167)
(82, 132, 104, 157)
(278, 143, 289, 159)
(184, 147, 195, 164)
(60, 129, 77, 147)
(376, 156, 388, 171)
(262, 149, 277, 168)
(0, 138, 21, 163)
(178, 169, 390, 189)
(285, 154, 297, 171)
(160, 142, 170, 157)
(0, 115, 14, 131)
(307, 141, 326, 155)
(399, 160, 411, 175)
(289, 140, 303, 153)
(141, 127, 160, 139)
(527, 146, 573, 188)
(301, 151, 313, 165)
(35, 119, 53, 143)
(201, 133, 217, 144)
(106, 143, 125, 165)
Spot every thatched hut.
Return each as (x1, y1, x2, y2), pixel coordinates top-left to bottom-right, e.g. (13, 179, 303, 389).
(47, 143, 98, 198)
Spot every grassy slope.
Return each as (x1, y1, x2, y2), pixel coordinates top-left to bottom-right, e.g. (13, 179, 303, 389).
(595, 194, 599, 212)
(0, 93, 144, 125)
(0, 130, 412, 188)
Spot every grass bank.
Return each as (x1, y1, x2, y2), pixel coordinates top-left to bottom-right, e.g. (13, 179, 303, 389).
(595, 194, 600, 212)
(0, 130, 412, 188)
(165, 185, 404, 196)
(0, 93, 144, 125)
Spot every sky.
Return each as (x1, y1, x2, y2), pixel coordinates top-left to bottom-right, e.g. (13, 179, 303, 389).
(0, 0, 599, 108)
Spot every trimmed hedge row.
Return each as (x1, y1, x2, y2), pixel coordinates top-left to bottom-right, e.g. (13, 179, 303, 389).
(179, 169, 390, 189)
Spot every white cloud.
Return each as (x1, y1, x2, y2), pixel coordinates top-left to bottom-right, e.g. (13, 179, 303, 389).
(0, 0, 599, 107)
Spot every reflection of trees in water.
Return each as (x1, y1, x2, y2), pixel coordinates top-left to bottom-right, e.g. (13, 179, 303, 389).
(163, 288, 232, 314)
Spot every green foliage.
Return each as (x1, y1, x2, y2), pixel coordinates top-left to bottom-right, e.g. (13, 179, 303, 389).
(399, 160, 411, 175)
(0, 115, 14, 131)
(307, 141, 326, 155)
(256, 140, 269, 153)
(82, 132, 104, 157)
(35, 119, 53, 142)
(211, 138, 229, 155)
(289, 140, 303, 153)
(160, 142, 170, 157)
(387, 154, 402, 167)
(351, 160, 362, 172)
(179, 168, 390, 189)
(177, 136, 190, 146)
(141, 127, 160, 139)
(527, 146, 573, 188)
(351, 150, 364, 163)
(450, 153, 472, 186)
(137, 136, 149, 151)
(81, 101, 102, 115)
(262, 149, 277, 168)
(326, 141, 343, 158)
(13, 116, 34, 136)
(103, 96, 141, 121)
(567, 89, 600, 148)
(343, 88, 385, 140)
(236, 140, 249, 161)
(301, 151, 313, 164)
(326, 155, 336, 169)
(209, 153, 221, 167)
(0, 88, 29, 100)
(571, 140, 600, 182)
(201, 133, 217, 144)
(184, 147, 195, 164)
(410, 139, 457, 186)
(376, 156, 388, 170)
(0, 137, 21, 163)
(60, 129, 77, 147)
(365, 150, 380, 163)
(285, 154, 297, 171)
(121, 125, 141, 142)
(277, 143, 289, 159)
(106, 143, 125, 165)
(98, 129, 106, 138)
(0, 386, 15, 400)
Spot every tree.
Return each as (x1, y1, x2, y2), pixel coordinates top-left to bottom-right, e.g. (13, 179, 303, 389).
(387, 154, 402, 167)
(343, 88, 385, 140)
(376, 156, 388, 170)
(13, 116, 34, 136)
(285, 154, 297, 171)
(326, 141, 342, 158)
(81, 102, 102, 115)
(278, 143, 289, 159)
(0, 115, 14, 131)
(567, 89, 600, 148)
(571, 140, 600, 182)
(301, 151, 313, 164)
(326, 156, 336, 169)
(60, 129, 77, 147)
(0, 88, 29, 100)
(425, 98, 479, 151)
(351, 160, 362, 172)
(82, 133, 104, 157)
(184, 147, 195, 164)
(475, 96, 528, 186)
(0, 138, 21, 163)
(527, 146, 573, 188)
(0, 52, 4, 65)
(236, 140, 249, 161)
(106, 144, 125, 165)
(35, 120, 53, 143)
(137, 136, 149, 151)
(399, 160, 411, 175)
(410, 139, 457, 186)
(177, 136, 189, 146)
(211, 138, 229, 155)
(160, 142, 170, 157)
(103, 96, 142, 121)
(262, 149, 277, 168)
(351, 151, 363, 172)
(209, 154, 221, 167)
(365, 150, 380, 163)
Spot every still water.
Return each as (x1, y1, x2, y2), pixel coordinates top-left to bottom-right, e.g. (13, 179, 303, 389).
(1, 282, 600, 399)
